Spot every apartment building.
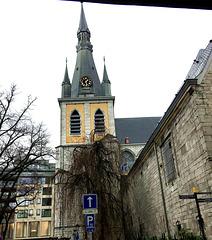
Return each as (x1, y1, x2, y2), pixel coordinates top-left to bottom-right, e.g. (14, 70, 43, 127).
(0, 160, 55, 240)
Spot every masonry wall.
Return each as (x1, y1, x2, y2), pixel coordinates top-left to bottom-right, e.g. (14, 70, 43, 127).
(124, 61, 212, 239)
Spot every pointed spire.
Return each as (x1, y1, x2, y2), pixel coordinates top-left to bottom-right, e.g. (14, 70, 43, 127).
(62, 58, 70, 84)
(77, 3, 90, 35)
(61, 58, 71, 98)
(76, 3, 93, 53)
(102, 57, 110, 83)
(102, 57, 111, 96)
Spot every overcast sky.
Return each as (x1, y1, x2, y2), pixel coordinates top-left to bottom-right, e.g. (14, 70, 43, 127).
(0, 0, 212, 148)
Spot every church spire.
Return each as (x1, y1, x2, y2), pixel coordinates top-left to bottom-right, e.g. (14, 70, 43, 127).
(102, 57, 110, 84)
(71, 3, 103, 98)
(61, 58, 71, 98)
(76, 3, 93, 52)
(102, 57, 111, 96)
(78, 3, 90, 35)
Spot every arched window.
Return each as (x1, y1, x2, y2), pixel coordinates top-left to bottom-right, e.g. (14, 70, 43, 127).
(121, 151, 135, 175)
(94, 109, 105, 134)
(70, 110, 81, 135)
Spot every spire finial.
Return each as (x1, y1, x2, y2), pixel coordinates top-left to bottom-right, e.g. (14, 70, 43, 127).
(102, 57, 110, 84)
(78, 2, 89, 34)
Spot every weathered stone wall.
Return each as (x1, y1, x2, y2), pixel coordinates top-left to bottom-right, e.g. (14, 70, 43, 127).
(124, 60, 212, 239)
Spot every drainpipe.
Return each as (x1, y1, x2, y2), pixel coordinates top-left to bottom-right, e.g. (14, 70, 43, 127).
(154, 142, 170, 237)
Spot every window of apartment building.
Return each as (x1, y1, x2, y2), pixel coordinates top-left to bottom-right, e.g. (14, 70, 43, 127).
(36, 209, 40, 216)
(17, 210, 28, 218)
(162, 139, 176, 182)
(19, 177, 35, 185)
(29, 221, 39, 237)
(16, 222, 27, 238)
(94, 109, 105, 134)
(18, 198, 29, 207)
(43, 187, 52, 195)
(42, 198, 52, 206)
(41, 209, 51, 217)
(37, 198, 41, 204)
(41, 221, 51, 236)
(19, 187, 30, 196)
(0, 223, 14, 239)
(38, 177, 47, 184)
(29, 209, 33, 216)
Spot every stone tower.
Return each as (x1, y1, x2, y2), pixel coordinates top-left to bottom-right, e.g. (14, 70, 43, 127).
(54, 4, 116, 238)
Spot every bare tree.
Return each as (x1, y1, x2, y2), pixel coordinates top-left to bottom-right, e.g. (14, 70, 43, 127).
(55, 134, 127, 240)
(0, 84, 54, 239)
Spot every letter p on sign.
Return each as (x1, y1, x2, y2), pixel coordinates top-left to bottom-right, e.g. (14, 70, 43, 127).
(86, 214, 95, 228)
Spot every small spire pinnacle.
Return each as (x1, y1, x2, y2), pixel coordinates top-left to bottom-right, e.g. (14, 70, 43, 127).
(62, 59, 70, 85)
(103, 57, 110, 84)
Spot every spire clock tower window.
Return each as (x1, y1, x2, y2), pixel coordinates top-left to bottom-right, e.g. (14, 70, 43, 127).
(70, 110, 81, 135)
(94, 109, 105, 134)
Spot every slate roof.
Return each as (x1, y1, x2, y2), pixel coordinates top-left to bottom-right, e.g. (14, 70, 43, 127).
(115, 117, 161, 144)
(186, 40, 212, 79)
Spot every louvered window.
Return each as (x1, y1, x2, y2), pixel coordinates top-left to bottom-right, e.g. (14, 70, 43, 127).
(162, 140, 176, 182)
(94, 109, 105, 134)
(70, 110, 81, 135)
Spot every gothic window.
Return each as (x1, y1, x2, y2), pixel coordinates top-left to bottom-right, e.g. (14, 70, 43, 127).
(70, 110, 81, 135)
(121, 151, 135, 175)
(94, 109, 105, 134)
(162, 140, 176, 182)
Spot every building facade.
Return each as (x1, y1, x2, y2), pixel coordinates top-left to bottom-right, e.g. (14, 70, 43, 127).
(123, 40, 212, 239)
(0, 160, 55, 240)
(54, 3, 159, 239)
(54, 3, 212, 240)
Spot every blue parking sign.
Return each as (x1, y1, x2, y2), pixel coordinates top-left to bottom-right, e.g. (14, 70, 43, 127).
(86, 214, 95, 228)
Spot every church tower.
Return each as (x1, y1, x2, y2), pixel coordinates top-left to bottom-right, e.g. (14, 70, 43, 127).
(59, 3, 115, 148)
(55, 4, 116, 237)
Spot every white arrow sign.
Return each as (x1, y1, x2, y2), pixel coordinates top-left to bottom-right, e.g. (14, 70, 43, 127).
(83, 194, 97, 209)
(87, 197, 93, 208)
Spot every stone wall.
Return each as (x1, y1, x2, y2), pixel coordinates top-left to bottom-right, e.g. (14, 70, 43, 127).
(124, 59, 212, 239)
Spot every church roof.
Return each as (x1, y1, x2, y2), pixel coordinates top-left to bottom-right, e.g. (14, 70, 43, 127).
(186, 40, 212, 79)
(115, 117, 161, 144)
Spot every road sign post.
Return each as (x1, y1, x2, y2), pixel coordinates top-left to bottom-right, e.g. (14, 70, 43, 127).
(179, 188, 212, 240)
(83, 194, 98, 234)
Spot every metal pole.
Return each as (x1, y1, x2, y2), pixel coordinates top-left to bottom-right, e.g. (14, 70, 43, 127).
(193, 188, 207, 240)
(154, 142, 170, 237)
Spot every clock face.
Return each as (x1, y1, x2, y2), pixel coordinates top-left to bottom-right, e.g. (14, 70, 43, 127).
(80, 76, 92, 87)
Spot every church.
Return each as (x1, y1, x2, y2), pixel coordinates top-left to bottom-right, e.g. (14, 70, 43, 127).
(55, 3, 212, 240)
(55, 3, 159, 239)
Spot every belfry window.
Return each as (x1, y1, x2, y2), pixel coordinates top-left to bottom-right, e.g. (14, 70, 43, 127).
(70, 110, 81, 135)
(94, 109, 105, 134)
